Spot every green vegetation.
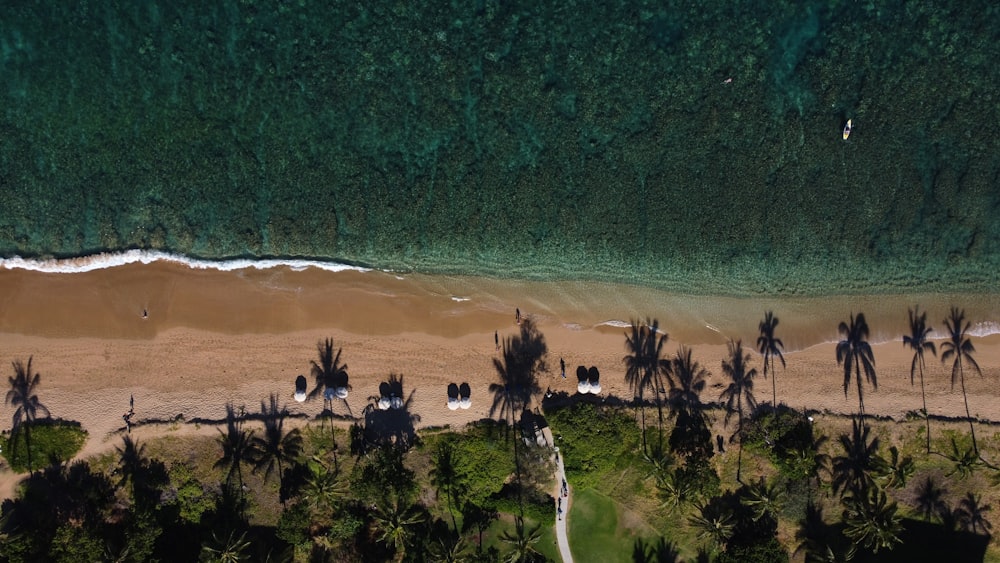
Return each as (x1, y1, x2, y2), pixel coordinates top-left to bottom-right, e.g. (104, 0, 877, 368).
(547, 402, 641, 490)
(5, 312, 1000, 561)
(1, 421, 86, 473)
(568, 488, 637, 563)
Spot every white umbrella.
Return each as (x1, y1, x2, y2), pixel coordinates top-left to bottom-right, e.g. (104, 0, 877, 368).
(390, 396, 404, 410)
(294, 390, 307, 403)
(448, 398, 460, 410)
(459, 397, 471, 409)
(335, 387, 349, 399)
(588, 382, 602, 394)
(577, 381, 591, 394)
(378, 397, 391, 410)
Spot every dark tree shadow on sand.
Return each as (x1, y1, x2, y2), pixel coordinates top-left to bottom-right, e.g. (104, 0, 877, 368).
(308, 338, 351, 417)
(361, 373, 420, 451)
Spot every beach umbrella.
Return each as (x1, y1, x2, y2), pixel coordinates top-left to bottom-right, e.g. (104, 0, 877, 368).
(294, 375, 308, 403)
(335, 387, 349, 399)
(459, 382, 472, 409)
(378, 397, 391, 410)
(588, 366, 601, 394)
(577, 380, 592, 394)
(390, 396, 403, 410)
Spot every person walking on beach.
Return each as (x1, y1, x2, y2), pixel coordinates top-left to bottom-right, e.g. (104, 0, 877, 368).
(495, 330, 499, 351)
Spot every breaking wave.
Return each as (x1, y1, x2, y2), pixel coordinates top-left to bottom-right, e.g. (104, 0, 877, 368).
(0, 250, 369, 274)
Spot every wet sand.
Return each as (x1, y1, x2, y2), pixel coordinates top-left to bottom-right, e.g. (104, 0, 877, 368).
(2, 262, 1000, 500)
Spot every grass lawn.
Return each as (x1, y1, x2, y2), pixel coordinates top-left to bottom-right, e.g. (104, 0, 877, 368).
(568, 487, 647, 563)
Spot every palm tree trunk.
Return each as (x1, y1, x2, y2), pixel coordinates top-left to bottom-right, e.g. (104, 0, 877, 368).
(736, 397, 744, 484)
(770, 356, 777, 408)
(24, 428, 33, 474)
(508, 404, 525, 518)
(654, 381, 665, 457)
(855, 359, 865, 420)
(918, 359, 930, 454)
(445, 483, 458, 532)
(959, 364, 979, 457)
(638, 392, 647, 456)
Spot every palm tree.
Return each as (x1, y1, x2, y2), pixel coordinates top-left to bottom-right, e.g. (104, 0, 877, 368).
(372, 499, 425, 561)
(742, 476, 785, 523)
(200, 529, 251, 563)
(498, 515, 543, 563)
(5, 356, 50, 473)
(877, 446, 914, 490)
(427, 533, 472, 563)
(955, 492, 992, 536)
(903, 306, 937, 453)
(214, 403, 255, 495)
(945, 437, 979, 479)
(623, 318, 670, 456)
(666, 345, 708, 420)
(757, 311, 786, 409)
(688, 501, 735, 550)
(249, 394, 303, 501)
(831, 419, 884, 498)
(308, 338, 349, 410)
(790, 431, 831, 490)
(842, 487, 903, 555)
(430, 438, 464, 531)
(301, 455, 345, 517)
(836, 312, 877, 419)
(719, 339, 757, 483)
(941, 307, 983, 456)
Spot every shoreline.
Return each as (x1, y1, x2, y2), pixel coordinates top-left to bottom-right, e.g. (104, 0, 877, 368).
(3, 263, 1000, 500)
(2, 259, 1000, 349)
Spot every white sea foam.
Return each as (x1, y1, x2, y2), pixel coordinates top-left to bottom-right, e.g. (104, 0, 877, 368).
(596, 319, 631, 329)
(966, 321, 1000, 338)
(450, 296, 471, 302)
(0, 250, 369, 274)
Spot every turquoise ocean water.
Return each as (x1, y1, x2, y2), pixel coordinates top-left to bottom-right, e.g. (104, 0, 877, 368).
(0, 1, 998, 296)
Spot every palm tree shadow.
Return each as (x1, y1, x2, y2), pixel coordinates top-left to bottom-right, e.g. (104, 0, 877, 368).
(307, 338, 352, 417)
(362, 373, 420, 451)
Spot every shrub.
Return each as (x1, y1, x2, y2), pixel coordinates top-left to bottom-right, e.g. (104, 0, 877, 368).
(491, 484, 555, 526)
(546, 403, 641, 489)
(449, 421, 516, 507)
(1, 420, 87, 472)
(742, 406, 814, 479)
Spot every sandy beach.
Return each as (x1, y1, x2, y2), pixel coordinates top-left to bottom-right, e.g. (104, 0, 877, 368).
(3, 262, 1000, 500)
